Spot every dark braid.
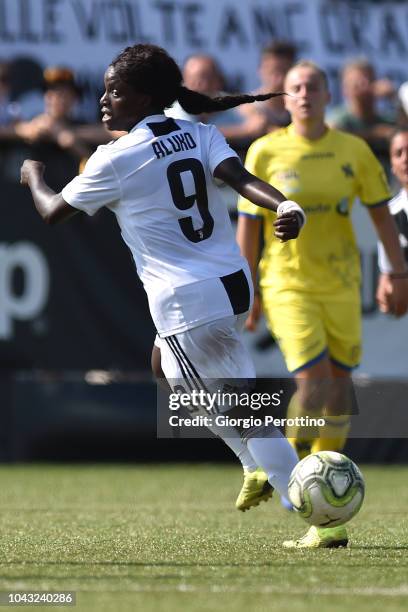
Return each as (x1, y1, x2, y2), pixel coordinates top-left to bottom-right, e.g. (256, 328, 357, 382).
(177, 86, 286, 115)
(110, 43, 286, 114)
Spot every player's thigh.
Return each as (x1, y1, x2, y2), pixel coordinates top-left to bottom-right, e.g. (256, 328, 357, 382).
(151, 338, 172, 392)
(151, 340, 164, 379)
(156, 314, 256, 389)
(323, 295, 361, 370)
(262, 289, 327, 373)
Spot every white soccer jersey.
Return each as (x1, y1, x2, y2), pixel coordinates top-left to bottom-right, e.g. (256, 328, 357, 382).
(62, 114, 252, 336)
(377, 189, 408, 273)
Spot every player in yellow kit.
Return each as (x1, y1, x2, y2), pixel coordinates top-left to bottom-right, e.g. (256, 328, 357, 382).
(240, 99, 392, 372)
(237, 61, 408, 547)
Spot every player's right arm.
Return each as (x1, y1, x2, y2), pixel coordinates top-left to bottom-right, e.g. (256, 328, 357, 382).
(214, 135, 305, 332)
(20, 160, 77, 225)
(214, 156, 305, 239)
(215, 155, 304, 332)
(21, 148, 120, 224)
(209, 124, 305, 237)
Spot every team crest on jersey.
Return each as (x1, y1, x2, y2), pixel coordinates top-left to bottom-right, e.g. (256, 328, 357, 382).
(336, 198, 350, 216)
(341, 163, 354, 178)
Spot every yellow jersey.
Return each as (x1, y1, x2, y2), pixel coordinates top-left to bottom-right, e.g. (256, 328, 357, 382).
(238, 125, 391, 295)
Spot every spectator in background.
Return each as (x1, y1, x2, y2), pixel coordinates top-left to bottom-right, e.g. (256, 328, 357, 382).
(0, 61, 41, 181)
(166, 54, 245, 142)
(167, 44, 296, 151)
(0, 61, 20, 126)
(0, 61, 22, 164)
(397, 81, 408, 127)
(235, 41, 296, 141)
(329, 59, 396, 177)
(9, 57, 45, 120)
(14, 67, 92, 189)
(377, 129, 408, 314)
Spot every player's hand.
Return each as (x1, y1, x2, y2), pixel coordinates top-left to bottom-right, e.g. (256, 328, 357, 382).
(376, 273, 408, 317)
(376, 273, 392, 313)
(389, 277, 408, 317)
(273, 211, 302, 241)
(20, 159, 45, 186)
(245, 293, 262, 332)
(274, 200, 306, 242)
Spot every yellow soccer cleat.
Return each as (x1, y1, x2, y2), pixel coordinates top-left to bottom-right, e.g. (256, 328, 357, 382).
(282, 525, 349, 549)
(235, 468, 273, 512)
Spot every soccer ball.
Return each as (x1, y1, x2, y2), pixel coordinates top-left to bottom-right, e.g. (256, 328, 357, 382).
(288, 451, 365, 527)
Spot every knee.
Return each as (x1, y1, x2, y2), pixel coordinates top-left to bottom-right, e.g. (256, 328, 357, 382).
(297, 379, 331, 412)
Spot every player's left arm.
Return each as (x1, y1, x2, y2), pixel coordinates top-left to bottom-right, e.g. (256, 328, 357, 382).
(214, 156, 305, 241)
(368, 205, 408, 317)
(20, 159, 78, 225)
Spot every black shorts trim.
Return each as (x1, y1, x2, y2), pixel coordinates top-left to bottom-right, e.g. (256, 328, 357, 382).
(165, 336, 218, 414)
(165, 337, 195, 393)
(220, 269, 250, 315)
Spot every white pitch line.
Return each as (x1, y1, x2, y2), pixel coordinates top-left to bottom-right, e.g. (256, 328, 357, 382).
(2, 584, 408, 597)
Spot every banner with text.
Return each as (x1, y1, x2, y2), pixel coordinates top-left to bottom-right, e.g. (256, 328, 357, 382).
(0, 0, 408, 119)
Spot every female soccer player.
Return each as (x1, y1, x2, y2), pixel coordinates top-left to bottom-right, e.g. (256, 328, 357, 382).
(377, 129, 408, 311)
(21, 44, 306, 547)
(237, 61, 408, 548)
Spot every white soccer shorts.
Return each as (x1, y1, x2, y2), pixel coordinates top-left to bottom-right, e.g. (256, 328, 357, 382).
(155, 313, 256, 404)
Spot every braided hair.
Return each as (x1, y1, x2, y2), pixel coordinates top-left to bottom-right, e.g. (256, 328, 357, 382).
(111, 43, 285, 115)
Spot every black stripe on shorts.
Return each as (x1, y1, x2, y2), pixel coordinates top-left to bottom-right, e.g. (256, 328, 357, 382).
(165, 337, 195, 393)
(166, 335, 218, 414)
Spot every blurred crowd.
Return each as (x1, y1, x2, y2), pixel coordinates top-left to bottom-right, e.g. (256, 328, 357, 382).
(1, 40, 408, 191)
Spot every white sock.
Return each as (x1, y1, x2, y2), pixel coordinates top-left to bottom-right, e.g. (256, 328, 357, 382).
(221, 437, 258, 472)
(247, 432, 299, 498)
(205, 419, 258, 471)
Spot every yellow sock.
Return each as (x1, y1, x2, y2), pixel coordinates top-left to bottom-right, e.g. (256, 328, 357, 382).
(311, 415, 351, 453)
(285, 393, 320, 459)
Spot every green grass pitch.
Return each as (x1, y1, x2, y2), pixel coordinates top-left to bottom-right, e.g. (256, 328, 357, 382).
(0, 464, 407, 612)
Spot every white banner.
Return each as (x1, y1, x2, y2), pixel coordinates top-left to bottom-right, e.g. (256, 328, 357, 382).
(1, 0, 408, 116)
